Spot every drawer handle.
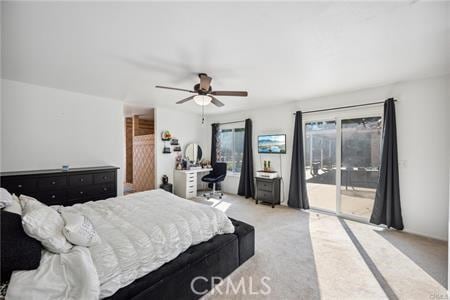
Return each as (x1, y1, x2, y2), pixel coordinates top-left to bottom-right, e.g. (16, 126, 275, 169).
(80, 178, 84, 182)
(80, 191, 84, 195)
(17, 184, 22, 188)
(103, 176, 107, 180)
(103, 187, 108, 191)
(189, 185, 194, 188)
(52, 181, 56, 185)
(51, 195, 56, 199)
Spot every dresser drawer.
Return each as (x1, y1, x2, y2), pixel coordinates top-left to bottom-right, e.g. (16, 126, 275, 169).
(69, 174, 93, 186)
(38, 176, 67, 190)
(257, 180, 273, 192)
(257, 190, 273, 202)
(38, 190, 67, 205)
(93, 172, 115, 184)
(68, 188, 90, 199)
(93, 184, 114, 195)
(1, 178, 36, 195)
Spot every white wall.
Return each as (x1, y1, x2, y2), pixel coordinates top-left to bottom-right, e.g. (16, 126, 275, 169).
(154, 107, 209, 186)
(1, 79, 126, 195)
(208, 75, 450, 240)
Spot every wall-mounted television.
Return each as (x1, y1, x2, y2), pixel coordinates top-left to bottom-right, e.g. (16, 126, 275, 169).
(258, 134, 286, 154)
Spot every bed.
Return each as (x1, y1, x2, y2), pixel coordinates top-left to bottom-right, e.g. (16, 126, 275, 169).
(1, 189, 255, 299)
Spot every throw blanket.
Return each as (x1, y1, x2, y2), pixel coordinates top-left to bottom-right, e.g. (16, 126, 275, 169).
(7, 189, 234, 299)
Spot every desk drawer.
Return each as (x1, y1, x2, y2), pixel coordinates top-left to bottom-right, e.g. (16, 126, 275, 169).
(257, 181, 273, 192)
(38, 176, 67, 190)
(69, 174, 93, 186)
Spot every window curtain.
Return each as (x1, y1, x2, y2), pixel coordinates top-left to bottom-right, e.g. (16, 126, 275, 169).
(210, 123, 221, 190)
(211, 123, 219, 165)
(238, 119, 255, 198)
(370, 98, 404, 230)
(288, 111, 309, 209)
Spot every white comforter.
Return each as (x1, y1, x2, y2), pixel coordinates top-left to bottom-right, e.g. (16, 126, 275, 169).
(7, 189, 234, 299)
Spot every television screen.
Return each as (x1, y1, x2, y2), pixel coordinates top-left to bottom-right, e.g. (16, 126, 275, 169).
(258, 134, 286, 154)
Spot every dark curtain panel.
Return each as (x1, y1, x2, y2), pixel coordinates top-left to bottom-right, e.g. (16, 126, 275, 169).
(211, 123, 219, 165)
(210, 123, 220, 190)
(288, 111, 309, 209)
(238, 119, 255, 198)
(370, 98, 404, 230)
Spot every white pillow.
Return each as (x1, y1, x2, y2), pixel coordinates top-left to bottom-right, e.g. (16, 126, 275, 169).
(4, 194, 22, 215)
(20, 195, 73, 253)
(0, 188, 13, 208)
(61, 211, 100, 247)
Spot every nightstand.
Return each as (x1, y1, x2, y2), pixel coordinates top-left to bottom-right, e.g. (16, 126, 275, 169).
(255, 177, 281, 208)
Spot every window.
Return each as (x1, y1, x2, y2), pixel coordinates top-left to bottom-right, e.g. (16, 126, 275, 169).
(216, 128, 245, 173)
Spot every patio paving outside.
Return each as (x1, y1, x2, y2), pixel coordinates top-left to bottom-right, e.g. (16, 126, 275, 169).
(306, 168, 376, 219)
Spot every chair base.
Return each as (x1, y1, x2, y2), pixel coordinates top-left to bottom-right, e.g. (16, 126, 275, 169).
(203, 182, 223, 200)
(203, 190, 224, 200)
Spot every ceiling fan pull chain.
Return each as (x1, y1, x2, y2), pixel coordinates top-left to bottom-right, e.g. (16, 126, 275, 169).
(201, 104, 205, 124)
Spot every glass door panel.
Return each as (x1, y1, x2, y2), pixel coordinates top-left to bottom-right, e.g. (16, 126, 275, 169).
(340, 117, 382, 219)
(305, 121, 337, 212)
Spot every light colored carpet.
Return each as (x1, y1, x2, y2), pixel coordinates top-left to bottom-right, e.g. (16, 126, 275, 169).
(192, 193, 447, 300)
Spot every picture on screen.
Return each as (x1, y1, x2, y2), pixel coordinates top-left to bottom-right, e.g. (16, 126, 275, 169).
(258, 134, 286, 154)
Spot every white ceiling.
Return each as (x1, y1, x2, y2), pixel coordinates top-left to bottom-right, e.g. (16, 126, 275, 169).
(2, 1, 449, 115)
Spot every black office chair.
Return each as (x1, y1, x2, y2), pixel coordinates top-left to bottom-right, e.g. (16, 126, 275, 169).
(201, 162, 227, 199)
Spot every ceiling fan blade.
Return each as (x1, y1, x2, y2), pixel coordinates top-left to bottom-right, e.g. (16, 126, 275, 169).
(155, 85, 195, 93)
(210, 96, 225, 107)
(210, 91, 248, 97)
(199, 74, 212, 91)
(176, 95, 195, 104)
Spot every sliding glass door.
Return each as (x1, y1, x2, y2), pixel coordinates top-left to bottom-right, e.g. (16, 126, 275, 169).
(340, 117, 382, 219)
(304, 114, 382, 221)
(304, 121, 337, 213)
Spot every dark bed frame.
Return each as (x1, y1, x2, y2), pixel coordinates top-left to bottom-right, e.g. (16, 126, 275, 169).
(0, 167, 255, 299)
(107, 217, 254, 300)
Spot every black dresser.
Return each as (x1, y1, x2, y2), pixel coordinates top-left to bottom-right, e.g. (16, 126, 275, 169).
(255, 177, 281, 208)
(0, 166, 119, 206)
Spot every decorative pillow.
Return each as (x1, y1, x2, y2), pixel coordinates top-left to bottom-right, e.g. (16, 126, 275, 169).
(61, 211, 100, 247)
(0, 188, 13, 208)
(1, 210, 42, 282)
(20, 195, 72, 253)
(4, 194, 22, 216)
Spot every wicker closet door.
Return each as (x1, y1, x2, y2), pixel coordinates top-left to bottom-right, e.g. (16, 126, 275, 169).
(132, 134, 155, 192)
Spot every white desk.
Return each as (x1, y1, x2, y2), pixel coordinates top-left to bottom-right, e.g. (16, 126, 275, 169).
(174, 168, 213, 199)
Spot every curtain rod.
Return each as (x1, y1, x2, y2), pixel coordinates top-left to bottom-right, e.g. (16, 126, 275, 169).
(293, 98, 397, 115)
(214, 120, 246, 126)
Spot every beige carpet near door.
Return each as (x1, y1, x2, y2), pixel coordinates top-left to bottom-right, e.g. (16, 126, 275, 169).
(192, 194, 447, 300)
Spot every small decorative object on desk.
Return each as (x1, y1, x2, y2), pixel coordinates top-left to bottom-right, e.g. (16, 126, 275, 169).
(170, 138, 179, 145)
(161, 130, 172, 141)
(163, 146, 171, 154)
(162, 175, 169, 184)
(62, 165, 70, 171)
(173, 146, 181, 152)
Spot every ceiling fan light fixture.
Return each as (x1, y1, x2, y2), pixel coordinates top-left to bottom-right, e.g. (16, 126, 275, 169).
(194, 95, 212, 106)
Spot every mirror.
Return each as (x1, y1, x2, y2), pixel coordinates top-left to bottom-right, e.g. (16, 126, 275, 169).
(185, 143, 202, 164)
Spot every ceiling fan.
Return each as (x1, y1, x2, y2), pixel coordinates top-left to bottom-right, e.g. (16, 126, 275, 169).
(155, 73, 248, 107)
